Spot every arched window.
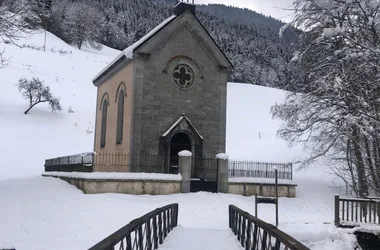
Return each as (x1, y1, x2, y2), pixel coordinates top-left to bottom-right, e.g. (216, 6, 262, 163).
(116, 89, 125, 144)
(100, 99, 108, 148)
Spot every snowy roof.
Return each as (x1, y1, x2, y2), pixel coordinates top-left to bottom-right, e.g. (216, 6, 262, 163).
(174, 1, 194, 8)
(123, 15, 177, 59)
(92, 15, 177, 82)
(162, 115, 203, 139)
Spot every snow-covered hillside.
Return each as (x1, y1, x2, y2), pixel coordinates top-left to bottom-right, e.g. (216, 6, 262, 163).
(0, 29, 303, 181)
(0, 30, 119, 180)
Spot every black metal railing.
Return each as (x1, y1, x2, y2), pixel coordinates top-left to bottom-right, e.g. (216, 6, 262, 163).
(229, 205, 310, 250)
(334, 195, 380, 227)
(45, 152, 293, 182)
(44, 153, 167, 173)
(228, 160, 293, 180)
(89, 203, 179, 250)
(191, 157, 219, 192)
(44, 152, 95, 172)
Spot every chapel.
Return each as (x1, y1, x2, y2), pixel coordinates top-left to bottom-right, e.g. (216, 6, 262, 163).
(92, 1, 233, 174)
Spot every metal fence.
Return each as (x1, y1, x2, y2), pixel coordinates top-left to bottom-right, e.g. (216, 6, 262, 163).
(334, 195, 380, 227)
(229, 205, 310, 250)
(44, 152, 95, 172)
(88, 203, 178, 250)
(45, 152, 293, 181)
(44, 152, 167, 173)
(228, 160, 293, 180)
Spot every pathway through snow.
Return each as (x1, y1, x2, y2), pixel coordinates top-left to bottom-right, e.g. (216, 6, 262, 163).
(160, 226, 243, 250)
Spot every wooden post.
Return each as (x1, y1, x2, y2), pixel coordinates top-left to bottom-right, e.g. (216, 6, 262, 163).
(334, 195, 340, 227)
(275, 169, 279, 228)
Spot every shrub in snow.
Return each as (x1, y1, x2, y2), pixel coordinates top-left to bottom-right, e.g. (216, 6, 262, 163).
(68, 106, 74, 113)
(16, 77, 62, 114)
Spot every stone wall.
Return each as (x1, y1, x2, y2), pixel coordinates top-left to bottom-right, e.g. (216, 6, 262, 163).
(47, 176, 181, 195)
(131, 12, 229, 172)
(228, 182, 296, 198)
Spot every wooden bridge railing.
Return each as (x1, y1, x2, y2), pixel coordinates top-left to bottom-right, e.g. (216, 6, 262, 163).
(88, 204, 178, 250)
(229, 205, 310, 250)
(334, 195, 380, 227)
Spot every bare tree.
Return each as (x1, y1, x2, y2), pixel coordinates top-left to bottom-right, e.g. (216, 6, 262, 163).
(274, 0, 380, 196)
(0, 2, 37, 67)
(16, 77, 62, 114)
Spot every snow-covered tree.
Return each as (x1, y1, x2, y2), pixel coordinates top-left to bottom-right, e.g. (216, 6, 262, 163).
(62, 2, 104, 50)
(16, 77, 62, 114)
(273, 0, 380, 196)
(0, 1, 37, 67)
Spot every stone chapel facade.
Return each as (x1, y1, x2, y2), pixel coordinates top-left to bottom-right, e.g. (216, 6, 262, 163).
(92, 2, 233, 173)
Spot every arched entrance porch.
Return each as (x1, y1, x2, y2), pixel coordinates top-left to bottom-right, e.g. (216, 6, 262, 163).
(161, 114, 203, 174)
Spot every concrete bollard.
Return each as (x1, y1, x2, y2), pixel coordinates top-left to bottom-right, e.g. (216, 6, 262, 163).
(216, 153, 229, 193)
(178, 150, 192, 193)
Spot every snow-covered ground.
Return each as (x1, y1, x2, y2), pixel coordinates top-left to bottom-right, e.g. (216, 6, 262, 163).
(160, 226, 243, 250)
(0, 30, 358, 249)
(0, 174, 356, 250)
(0, 29, 119, 180)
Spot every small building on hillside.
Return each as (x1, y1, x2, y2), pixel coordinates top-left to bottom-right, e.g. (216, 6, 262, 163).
(91, 1, 233, 174)
(43, 1, 297, 198)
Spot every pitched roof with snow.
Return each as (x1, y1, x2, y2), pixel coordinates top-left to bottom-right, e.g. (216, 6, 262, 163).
(162, 115, 203, 140)
(93, 5, 233, 85)
(92, 15, 177, 83)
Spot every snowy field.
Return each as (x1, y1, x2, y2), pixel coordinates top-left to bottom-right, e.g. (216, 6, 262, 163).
(0, 30, 358, 249)
(0, 172, 356, 250)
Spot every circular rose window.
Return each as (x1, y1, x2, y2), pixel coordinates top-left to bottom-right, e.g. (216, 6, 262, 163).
(172, 64, 194, 89)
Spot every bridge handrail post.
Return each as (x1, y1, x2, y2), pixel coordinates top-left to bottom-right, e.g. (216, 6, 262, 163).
(334, 194, 340, 227)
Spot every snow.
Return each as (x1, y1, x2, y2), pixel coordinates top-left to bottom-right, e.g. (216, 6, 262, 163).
(42, 172, 182, 181)
(160, 226, 243, 250)
(229, 177, 295, 185)
(323, 27, 342, 37)
(226, 83, 306, 162)
(0, 173, 356, 250)
(178, 150, 192, 157)
(0, 28, 360, 249)
(216, 153, 229, 160)
(0, 29, 118, 180)
(93, 15, 177, 82)
(279, 23, 290, 38)
(0, 246, 15, 250)
(314, 0, 337, 9)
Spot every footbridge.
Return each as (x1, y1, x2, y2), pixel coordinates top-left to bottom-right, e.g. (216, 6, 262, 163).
(88, 203, 309, 250)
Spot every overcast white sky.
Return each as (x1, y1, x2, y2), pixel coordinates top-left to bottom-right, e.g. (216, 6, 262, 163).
(196, 0, 294, 22)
